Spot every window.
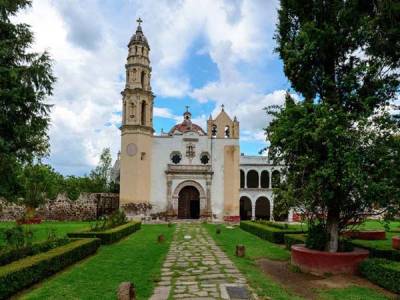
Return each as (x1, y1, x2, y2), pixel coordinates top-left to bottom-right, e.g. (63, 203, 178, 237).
(211, 124, 217, 137)
(186, 144, 195, 159)
(200, 152, 210, 164)
(141, 101, 146, 125)
(170, 152, 182, 164)
(141, 71, 146, 89)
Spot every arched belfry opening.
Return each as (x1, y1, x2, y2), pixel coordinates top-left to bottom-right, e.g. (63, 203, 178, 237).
(178, 186, 200, 219)
(141, 71, 145, 89)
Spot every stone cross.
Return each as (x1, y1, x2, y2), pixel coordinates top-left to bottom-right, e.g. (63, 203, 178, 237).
(136, 17, 143, 26)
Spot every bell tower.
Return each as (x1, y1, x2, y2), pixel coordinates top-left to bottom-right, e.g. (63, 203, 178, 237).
(120, 18, 154, 206)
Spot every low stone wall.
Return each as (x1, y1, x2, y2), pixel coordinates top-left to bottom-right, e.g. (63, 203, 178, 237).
(0, 193, 119, 221)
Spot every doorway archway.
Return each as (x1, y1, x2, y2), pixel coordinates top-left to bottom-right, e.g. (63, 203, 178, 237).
(240, 196, 252, 220)
(178, 186, 200, 219)
(255, 196, 271, 220)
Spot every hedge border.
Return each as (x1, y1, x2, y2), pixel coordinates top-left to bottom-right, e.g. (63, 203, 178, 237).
(349, 240, 400, 262)
(359, 258, 400, 294)
(0, 238, 100, 299)
(0, 238, 71, 266)
(67, 222, 141, 244)
(240, 221, 305, 244)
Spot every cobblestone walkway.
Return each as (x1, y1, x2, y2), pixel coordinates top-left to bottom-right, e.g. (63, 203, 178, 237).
(150, 223, 253, 300)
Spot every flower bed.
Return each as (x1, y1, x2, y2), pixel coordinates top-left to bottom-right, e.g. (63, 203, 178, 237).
(342, 230, 386, 240)
(291, 244, 369, 275)
(393, 236, 400, 250)
(0, 238, 100, 299)
(67, 222, 141, 244)
(0, 238, 70, 266)
(240, 221, 306, 244)
(359, 258, 400, 294)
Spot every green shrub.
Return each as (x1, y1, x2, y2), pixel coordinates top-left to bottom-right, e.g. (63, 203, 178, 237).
(68, 222, 141, 244)
(306, 223, 329, 251)
(359, 258, 400, 294)
(349, 240, 400, 261)
(259, 221, 289, 230)
(284, 233, 307, 249)
(0, 238, 70, 266)
(0, 238, 100, 299)
(90, 210, 128, 232)
(240, 221, 305, 244)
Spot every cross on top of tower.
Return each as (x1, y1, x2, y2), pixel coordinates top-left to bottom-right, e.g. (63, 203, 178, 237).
(221, 104, 225, 111)
(185, 105, 189, 112)
(136, 17, 143, 26)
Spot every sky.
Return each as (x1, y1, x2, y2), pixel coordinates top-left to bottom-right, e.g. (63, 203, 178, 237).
(15, 0, 292, 176)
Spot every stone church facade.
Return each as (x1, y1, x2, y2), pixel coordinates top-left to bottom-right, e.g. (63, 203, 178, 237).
(113, 21, 283, 221)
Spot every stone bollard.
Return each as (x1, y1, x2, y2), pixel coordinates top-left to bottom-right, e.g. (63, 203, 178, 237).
(236, 245, 245, 257)
(158, 234, 165, 243)
(168, 222, 173, 228)
(117, 282, 135, 300)
(216, 227, 221, 234)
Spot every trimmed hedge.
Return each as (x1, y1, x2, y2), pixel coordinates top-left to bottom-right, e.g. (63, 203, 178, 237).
(284, 233, 307, 250)
(67, 221, 141, 244)
(359, 258, 400, 294)
(0, 238, 70, 266)
(0, 238, 100, 299)
(349, 240, 400, 261)
(240, 221, 305, 244)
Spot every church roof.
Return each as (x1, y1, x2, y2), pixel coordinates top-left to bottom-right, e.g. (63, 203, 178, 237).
(128, 18, 149, 48)
(168, 107, 206, 136)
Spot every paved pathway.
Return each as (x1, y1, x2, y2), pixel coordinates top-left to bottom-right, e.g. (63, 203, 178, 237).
(150, 223, 254, 300)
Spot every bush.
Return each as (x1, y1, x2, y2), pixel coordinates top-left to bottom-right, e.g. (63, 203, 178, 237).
(90, 209, 127, 232)
(68, 222, 141, 244)
(0, 238, 70, 266)
(0, 238, 100, 299)
(359, 258, 400, 294)
(349, 240, 400, 261)
(284, 233, 307, 250)
(306, 223, 329, 251)
(240, 221, 305, 244)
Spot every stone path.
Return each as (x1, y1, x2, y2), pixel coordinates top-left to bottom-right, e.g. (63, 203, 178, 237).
(150, 223, 254, 300)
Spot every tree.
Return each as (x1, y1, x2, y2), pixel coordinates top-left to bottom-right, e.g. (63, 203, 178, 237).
(89, 148, 113, 192)
(19, 163, 63, 209)
(269, 1, 400, 252)
(0, 0, 55, 200)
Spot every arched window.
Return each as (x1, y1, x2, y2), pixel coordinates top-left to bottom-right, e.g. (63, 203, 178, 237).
(211, 124, 217, 137)
(240, 197, 252, 220)
(141, 71, 146, 89)
(240, 170, 245, 188)
(272, 170, 280, 188)
(135, 46, 137, 54)
(141, 101, 146, 126)
(261, 170, 269, 188)
(224, 125, 230, 138)
(246, 170, 259, 188)
(255, 197, 270, 220)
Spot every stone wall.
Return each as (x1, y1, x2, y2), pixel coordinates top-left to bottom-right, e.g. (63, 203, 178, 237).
(0, 193, 119, 221)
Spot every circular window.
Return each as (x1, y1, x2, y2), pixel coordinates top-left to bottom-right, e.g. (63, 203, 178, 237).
(200, 152, 210, 165)
(170, 152, 182, 164)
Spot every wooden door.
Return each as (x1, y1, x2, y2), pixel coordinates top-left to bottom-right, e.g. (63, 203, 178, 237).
(178, 186, 200, 219)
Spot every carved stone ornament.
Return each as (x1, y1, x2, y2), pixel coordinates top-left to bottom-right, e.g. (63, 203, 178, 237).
(126, 143, 138, 156)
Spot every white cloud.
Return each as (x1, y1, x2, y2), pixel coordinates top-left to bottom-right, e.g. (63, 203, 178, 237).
(14, 0, 282, 174)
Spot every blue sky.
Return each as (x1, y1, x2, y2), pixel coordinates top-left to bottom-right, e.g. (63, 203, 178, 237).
(15, 0, 291, 175)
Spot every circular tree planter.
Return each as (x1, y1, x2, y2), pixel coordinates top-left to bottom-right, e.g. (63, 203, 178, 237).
(291, 244, 369, 275)
(392, 236, 400, 250)
(342, 230, 386, 240)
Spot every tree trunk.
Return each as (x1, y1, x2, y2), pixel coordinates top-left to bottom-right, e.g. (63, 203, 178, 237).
(326, 209, 339, 252)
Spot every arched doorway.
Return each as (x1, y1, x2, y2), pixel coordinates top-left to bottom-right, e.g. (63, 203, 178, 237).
(255, 196, 270, 220)
(240, 196, 252, 220)
(178, 186, 200, 219)
(247, 170, 259, 188)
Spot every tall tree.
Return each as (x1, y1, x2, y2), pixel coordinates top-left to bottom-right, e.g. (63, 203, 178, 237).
(270, 0, 400, 252)
(0, 0, 55, 199)
(89, 148, 113, 192)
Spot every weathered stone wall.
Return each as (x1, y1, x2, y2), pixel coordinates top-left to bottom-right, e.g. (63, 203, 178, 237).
(0, 193, 119, 221)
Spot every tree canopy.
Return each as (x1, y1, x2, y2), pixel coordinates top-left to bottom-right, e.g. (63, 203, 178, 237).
(0, 0, 55, 200)
(269, 0, 400, 252)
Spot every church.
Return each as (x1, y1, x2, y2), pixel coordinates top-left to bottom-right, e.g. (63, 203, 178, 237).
(113, 20, 283, 222)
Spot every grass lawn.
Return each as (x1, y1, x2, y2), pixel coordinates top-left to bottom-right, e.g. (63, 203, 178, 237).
(357, 220, 400, 231)
(204, 223, 303, 300)
(0, 221, 90, 247)
(319, 286, 390, 300)
(19, 224, 174, 300)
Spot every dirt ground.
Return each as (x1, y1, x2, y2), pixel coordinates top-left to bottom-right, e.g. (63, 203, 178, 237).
(257, 258, 398, 300)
